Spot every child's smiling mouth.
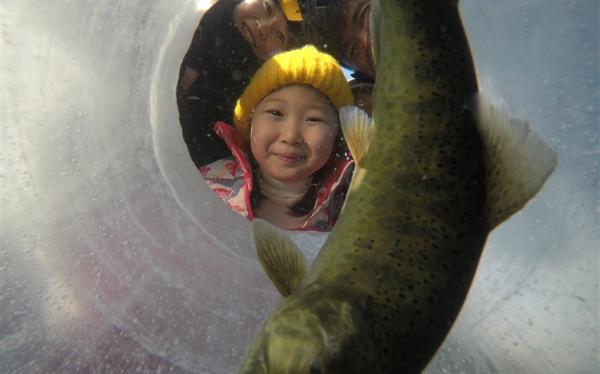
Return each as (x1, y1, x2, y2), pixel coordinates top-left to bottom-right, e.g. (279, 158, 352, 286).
(274, 153, 306, 164)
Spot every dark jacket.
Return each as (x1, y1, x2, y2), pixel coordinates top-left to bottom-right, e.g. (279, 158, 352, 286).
(177, 0, 262, 167)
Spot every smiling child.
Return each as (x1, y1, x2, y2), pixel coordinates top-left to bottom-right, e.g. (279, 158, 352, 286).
(199, 45, 355, 231)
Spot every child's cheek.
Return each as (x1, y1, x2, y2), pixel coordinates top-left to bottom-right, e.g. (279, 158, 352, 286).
(315, 133, 336, 159)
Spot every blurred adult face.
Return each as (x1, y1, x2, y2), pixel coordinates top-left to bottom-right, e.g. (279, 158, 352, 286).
(336, 0, 376, 78)
(234, 0, 290, 61)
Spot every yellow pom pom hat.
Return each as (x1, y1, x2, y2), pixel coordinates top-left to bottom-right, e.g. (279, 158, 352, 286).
(233, 45, 354, 141)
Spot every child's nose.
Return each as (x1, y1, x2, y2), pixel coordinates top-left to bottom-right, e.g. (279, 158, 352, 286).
(279, 119, 303, 144)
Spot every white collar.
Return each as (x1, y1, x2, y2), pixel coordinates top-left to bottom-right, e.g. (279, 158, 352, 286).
(257, 169, 313, 206)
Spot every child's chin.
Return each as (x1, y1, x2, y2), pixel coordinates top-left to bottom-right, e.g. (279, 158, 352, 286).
(271, 173, 309, 184)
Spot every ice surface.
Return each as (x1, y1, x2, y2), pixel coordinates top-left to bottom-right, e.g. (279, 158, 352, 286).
(1, 0, 598, 373)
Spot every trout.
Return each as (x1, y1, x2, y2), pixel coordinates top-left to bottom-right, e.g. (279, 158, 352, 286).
(239, 0, 556, 372)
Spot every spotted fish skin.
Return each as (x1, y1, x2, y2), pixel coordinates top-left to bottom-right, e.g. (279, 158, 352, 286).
(240, 1, 545, 373)
(303, 1, 485, 372)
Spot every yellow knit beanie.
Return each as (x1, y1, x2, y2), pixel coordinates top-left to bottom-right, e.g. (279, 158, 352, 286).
(233, 45, 354, 141)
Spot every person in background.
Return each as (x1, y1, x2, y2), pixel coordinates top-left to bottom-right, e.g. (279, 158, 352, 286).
(177, 0, 304, 167)
(199, 45, 356, 231)
(317, 0, 460, 78)
(294, 0, 376, 120)
(293, 0, 376, 79)
(324, 0, 375, 78)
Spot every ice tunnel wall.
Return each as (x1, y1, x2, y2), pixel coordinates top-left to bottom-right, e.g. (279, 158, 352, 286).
(1, 0, 598, 373)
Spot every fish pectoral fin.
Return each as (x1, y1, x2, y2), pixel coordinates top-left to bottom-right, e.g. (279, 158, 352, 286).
(475, 93, 558, 229)
(340, 106, 373, 167)
(252, 219, 307, 297)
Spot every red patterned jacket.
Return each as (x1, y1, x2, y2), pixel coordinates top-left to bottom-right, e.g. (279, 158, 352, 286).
(199, 122, 354, 232)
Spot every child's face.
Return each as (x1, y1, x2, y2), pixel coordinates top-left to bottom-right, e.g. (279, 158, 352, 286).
(249, 85, 339, 183)
(336, 0, 376, 78)
(233, 0, 290, 61)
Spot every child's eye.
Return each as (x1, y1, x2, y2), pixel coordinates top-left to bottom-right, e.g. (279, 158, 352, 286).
(307, 117, 326, 124)
(267, 109, 283, 117)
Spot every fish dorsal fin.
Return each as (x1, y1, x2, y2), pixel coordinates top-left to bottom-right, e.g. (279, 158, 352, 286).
(251, 219, 307, 297)
(340, 106, 373, 167)
(475, 94, 558, 229)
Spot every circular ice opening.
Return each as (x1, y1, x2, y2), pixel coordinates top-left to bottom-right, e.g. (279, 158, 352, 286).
(149, 6, 257, 261)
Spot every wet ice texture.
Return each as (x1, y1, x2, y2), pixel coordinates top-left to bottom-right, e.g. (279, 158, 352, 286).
(1, 0, 598, 373)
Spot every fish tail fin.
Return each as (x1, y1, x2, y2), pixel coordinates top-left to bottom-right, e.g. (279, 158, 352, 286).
(252, 219, 307, 296)
(340, 106, 373, 167)
(475, 93, 558, 229)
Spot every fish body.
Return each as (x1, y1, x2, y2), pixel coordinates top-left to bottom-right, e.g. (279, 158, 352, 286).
(239, 0, 556, 372)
